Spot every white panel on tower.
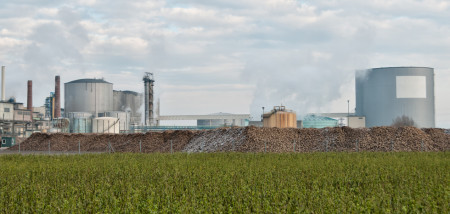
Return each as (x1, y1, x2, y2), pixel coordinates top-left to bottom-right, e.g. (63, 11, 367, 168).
(396, 76, 426, 98)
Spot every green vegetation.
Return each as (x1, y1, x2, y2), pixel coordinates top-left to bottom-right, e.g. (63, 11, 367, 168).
(0, 153, 448, 213)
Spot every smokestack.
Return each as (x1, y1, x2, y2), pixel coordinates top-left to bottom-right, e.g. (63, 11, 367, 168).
(1, 66, 5, 101)
(27, 80, 32, 110)
(143, 72, 154, 126)
(55, 76, 61, 118)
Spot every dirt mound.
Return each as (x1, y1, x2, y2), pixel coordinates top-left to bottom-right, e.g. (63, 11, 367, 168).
(8, 127, 449, 153)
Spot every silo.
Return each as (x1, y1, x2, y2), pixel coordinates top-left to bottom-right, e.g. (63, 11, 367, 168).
(92, 117, 120, 133)
(67, 112, 93, 133)
(355, 67, 435, 128)
(262, 106, 297, 128)
(64, 79, 113, 117)
(113, 90, 143, 125)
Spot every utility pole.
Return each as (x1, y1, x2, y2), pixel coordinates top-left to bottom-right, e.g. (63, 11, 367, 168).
(262, 107, 265, 121)
(347, 100, 350, 127)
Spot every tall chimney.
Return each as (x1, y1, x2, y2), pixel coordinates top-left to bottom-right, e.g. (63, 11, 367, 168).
(143, 73, 154, 126)
(1, 66, 5, 101)
(55, 76, 61, 118)
(27, 80, 32, 110)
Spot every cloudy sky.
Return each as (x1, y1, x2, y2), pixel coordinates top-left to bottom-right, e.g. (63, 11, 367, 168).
(1, 0, 449, 127)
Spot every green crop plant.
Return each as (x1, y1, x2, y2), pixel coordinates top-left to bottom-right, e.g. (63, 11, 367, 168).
(0, 152, 448, 213)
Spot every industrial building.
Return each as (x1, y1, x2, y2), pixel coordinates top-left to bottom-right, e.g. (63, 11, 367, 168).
(303, 115, 339, 128)
(356, 67, 435, 128)
(64, 78, 143, 133)
(0, 63, 441, 140)
(0, 66, 52, 139)
(131, 113, 251, 131)
(197, 113, 249, 127)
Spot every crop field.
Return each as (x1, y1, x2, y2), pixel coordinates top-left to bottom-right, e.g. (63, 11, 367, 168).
(0, 153, 448, 213)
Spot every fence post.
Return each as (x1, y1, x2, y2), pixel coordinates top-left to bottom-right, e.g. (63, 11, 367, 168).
(170, 140, 173, 154)
(264, 141, 267, 153)
(19, 142, 21, 153)
(78, 141, 80, 154)
(356, 140, 359, 152)
(421, 140, 424, 152)
(391, 140, 394, 151)
(293, 140, 296, 152)
(232, 140, 235, 151)
(48, 141, 50, 154)
(139, 140, 142, 153)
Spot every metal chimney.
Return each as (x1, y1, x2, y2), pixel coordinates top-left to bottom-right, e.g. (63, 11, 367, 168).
(1, 66, 5, 101)
(55, 76, 61, 118)
(27, 80, 32, 110)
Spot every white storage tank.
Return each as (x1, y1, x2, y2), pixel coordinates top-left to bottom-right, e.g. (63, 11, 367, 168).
(92, 117, 120, 133)
(355, 67, 435, 128)
(104, 111, 131, 131)
(67, 112, 93, 133)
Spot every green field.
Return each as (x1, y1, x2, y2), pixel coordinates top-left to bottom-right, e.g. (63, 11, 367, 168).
(0, 153, 448, 213)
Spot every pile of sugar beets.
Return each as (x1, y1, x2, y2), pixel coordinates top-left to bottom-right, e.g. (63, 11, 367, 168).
(8, 126, 450, 153)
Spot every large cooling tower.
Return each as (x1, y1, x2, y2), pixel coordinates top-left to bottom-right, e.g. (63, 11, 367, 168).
(355, 67, 435, 128)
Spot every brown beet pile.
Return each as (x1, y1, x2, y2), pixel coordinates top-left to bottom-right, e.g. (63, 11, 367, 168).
(8, 127, 450, 153)
(8, 130, 197, 153)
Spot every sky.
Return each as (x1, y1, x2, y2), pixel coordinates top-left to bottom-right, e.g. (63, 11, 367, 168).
(0, 0, 449, 127)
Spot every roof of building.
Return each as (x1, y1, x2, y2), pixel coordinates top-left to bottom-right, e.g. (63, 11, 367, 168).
(370, 66, 433, 70)
(209, 112, 233, 116)
(304, 114, 338, 121)
(113, 90, 140, 96)
(66, 78, 112, 84)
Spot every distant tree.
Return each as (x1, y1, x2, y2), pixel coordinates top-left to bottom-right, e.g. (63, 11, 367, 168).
(391, 115, 416, 127)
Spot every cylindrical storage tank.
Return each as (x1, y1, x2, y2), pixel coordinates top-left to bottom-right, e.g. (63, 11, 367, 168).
(113, 91, 143, 125)
(92, 117, 120, 133)
(64, 79, 113, 117)
(355, 67, 435, 128)
(104, 111, 131, 131)
(263, 111, 297, 128)
(67, 112, 93, 133)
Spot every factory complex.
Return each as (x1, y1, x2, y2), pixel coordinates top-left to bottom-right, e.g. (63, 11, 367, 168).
(0, 66, 437, 147)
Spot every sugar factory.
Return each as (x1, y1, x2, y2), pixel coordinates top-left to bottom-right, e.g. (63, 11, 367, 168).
(0, 65, 437, 147)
